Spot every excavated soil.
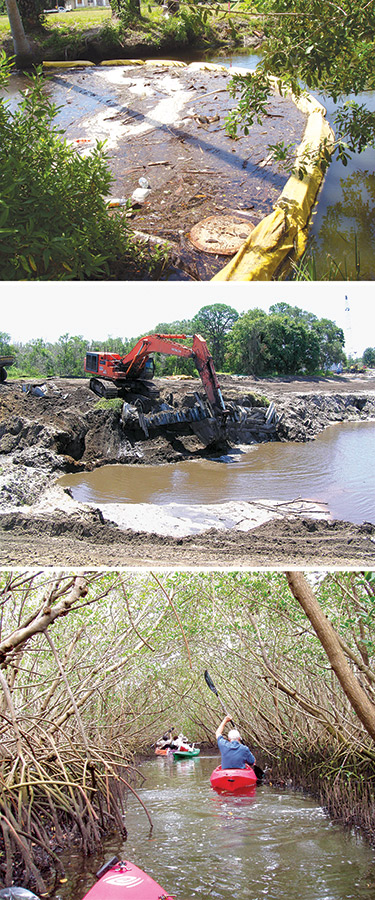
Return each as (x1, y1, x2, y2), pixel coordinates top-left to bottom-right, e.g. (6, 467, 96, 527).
(1, 511, 374, 567)
(1, 372, 374, 567)
(45, 63, 307, 280)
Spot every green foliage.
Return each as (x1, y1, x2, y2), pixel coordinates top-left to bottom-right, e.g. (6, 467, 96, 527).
(258, 0, 375, 100)
(159, 3, 214, 47)
(0, 49, 11, 84)
(225, 70, 274, 138)
(225, 305, 344, 375)
(110, 0, 140, 24)
(270, 303, 345, 370)
(334, 102, 375, 159)
(224, 0, 375, 161)
(153, 319, 194, 335)
(154, 353, 196, 377)
(5, 304, 347, 379)
(192, 303, 239, 369)
(94, 397, 124, 410)
(363, 347, 375, 367)
(8, 334, 130, 378)
(0, 330, 15, 355)
(55, 333, 88, 376)
(16, 338, 55, 376)
(0, 60, 162, 280)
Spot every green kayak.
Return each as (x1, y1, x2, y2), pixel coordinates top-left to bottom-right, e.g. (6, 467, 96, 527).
(173, 748, 200, 759)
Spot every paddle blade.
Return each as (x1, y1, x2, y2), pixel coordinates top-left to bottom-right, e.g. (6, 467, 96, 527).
(204, 670, 218, 696)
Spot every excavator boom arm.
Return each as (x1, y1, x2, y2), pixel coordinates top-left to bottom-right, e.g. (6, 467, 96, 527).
(122, 334, 195, 378)
(191, 334, 225, 413)
(85, 334, 225, 415)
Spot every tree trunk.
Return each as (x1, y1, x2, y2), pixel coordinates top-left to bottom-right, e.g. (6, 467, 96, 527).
(5, 0, 34, 68)
(285, 571, 375, 743)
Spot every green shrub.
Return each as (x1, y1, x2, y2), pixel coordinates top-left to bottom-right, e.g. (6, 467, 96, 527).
(161, 6, 213, 47)
(94, 397, 124, 410)
(0, 55, 164, 279)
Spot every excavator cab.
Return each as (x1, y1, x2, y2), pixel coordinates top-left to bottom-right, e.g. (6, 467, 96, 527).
(142, 358, 155, 379)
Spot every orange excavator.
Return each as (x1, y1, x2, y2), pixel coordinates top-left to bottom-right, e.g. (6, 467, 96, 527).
(84, 333, 226, 416)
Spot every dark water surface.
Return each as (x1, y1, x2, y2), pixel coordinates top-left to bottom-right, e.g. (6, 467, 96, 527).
(207, 50, 375, 280)
(60, 421, 375, 525)
(3, 47, 374, 279)
(58, 756, 375, 900)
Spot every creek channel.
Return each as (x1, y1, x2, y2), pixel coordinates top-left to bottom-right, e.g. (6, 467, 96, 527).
(60, 420, 375, 533)
(57, 755, 375, 900)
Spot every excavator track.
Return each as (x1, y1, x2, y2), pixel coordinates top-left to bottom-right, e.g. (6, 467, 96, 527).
(127, 379, 160, 400)
(89, 378, 119, 400)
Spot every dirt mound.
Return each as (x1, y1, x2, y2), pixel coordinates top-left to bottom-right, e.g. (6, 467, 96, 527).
(0, 508, 373, 567)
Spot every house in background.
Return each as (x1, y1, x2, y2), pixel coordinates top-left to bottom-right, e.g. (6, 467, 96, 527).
(70, 0, 110, 7)
(45, 0, 110, 10)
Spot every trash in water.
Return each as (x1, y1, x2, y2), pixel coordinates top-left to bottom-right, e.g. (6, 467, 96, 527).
(107, 198, 128, 208)
(131, 177, 151, 205)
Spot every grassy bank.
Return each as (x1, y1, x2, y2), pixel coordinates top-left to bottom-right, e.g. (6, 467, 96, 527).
(1, 3, 262, 62)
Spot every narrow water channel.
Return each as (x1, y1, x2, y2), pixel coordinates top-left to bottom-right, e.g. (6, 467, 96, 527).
(60, 421, 375, 525)
(58, 756, 375, 900)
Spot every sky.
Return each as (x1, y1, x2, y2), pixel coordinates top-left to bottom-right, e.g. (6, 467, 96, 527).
(4, 282, 374, 357)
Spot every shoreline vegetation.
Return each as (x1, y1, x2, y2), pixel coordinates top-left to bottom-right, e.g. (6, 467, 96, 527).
(1, 0, 374, 281)
(0, 5, 263, 65)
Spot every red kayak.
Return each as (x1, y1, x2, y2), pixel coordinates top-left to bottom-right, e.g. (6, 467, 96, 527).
(83, 857, 173, 900)
(210, 765, 257, 792)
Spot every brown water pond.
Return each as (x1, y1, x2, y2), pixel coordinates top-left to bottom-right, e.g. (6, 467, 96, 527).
(60, 420, 375, 528)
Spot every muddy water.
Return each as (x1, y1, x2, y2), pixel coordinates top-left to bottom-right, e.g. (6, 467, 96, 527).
(60, 421, 375, 525)
(57, 756, 375, 900)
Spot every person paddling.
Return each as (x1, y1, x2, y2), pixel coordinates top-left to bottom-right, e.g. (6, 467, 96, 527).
(156, 727, 175, 749)
(215, 714, 256, 769)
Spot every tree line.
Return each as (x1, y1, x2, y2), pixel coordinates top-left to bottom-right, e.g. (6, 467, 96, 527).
(0, 302, 361, 381)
